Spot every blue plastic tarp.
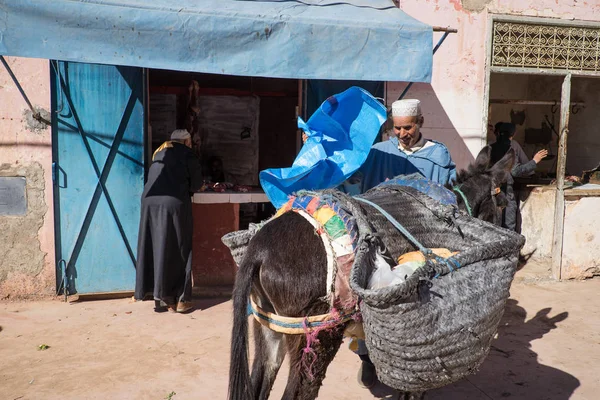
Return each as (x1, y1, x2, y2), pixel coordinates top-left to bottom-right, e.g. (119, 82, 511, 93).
(260, 86, 387, 208)
(0, 0, 432, 82)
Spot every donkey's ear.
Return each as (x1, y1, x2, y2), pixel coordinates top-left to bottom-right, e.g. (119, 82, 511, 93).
(490, 148, 516, 184)
(474, 145, 492, 171)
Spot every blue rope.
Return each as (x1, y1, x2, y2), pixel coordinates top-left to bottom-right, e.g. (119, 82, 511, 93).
(248, 303, 319, 329)
(452, 186, 472, 217)
(353, 196, 462, 274)
(353, 197, 431, 255)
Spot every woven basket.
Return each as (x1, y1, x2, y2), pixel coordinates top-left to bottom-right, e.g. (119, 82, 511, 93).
(347, 186, 526, 392)
(221, 223, 261, 267)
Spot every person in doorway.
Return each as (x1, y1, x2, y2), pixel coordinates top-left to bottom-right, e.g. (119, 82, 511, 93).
(354, 99, 458, 389)
(134, 129, 203, 313)
(490, 122, 547, 232)
(207, 156, 226, 183)
(359, 99, 456, 192)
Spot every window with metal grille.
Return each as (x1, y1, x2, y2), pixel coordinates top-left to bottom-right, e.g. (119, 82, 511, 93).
(492, 21, 600, 72)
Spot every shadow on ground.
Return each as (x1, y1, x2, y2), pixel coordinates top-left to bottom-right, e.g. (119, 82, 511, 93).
(191, 297, 230, 311)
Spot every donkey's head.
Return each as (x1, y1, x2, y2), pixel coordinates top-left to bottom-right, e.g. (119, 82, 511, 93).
(451, 146, 515, 225)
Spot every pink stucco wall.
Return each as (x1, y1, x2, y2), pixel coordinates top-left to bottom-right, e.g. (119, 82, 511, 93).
(0, 57, 55, 298)
(388, 0, 600, 169)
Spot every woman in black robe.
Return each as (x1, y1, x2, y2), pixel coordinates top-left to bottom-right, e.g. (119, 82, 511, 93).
(134, 129, 203, 313)
(490, 122, 547, 232)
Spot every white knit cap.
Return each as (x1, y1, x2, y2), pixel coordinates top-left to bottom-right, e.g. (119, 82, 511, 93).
(171, 129, 191, 140)
(391, 99, 421, 117)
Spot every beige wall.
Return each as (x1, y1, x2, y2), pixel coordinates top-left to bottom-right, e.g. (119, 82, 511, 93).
(521, 188, 600, 279)
(0, 57, 55, 298)
(562, 196, 600, 279)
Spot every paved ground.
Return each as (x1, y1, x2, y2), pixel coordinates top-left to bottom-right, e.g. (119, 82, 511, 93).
(1, 278, 599, 400)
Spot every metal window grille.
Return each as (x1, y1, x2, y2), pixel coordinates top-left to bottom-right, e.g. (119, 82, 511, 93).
(492, 21, 600, 72)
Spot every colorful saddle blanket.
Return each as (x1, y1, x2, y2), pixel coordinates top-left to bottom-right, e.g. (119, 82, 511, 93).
(276, 193, 359, 312)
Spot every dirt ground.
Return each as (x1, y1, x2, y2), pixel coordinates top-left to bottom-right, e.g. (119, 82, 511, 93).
(1, 277, 599, 400)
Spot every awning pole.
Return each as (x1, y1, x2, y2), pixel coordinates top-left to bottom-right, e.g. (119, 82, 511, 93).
(432, 26, 458, 33)
(397, 30, 453, 101)
(0, 55, 50, 125)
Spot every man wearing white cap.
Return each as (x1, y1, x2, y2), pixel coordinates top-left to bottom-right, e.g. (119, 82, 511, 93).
(135, 129, 203, 314)
(359, 99, 456, 193)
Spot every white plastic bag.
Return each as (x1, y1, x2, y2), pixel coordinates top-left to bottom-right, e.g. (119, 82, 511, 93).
(368, 253, 396, 290)
(392, 261, 423, 281)
(367, 253, 424, 290)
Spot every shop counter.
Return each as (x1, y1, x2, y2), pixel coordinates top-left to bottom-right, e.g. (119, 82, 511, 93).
(192, 191, 269, 204)
(519, 184, 600, 279)
(191, 191, 270, 289)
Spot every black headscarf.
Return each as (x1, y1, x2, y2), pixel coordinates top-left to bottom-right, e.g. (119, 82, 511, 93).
(491, 122, 516, 165)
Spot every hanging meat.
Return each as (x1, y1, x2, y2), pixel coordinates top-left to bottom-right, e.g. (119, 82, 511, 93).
(185, 80, 202, 156)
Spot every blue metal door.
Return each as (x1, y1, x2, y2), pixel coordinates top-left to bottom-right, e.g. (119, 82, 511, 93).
(51, 61, 146, 294)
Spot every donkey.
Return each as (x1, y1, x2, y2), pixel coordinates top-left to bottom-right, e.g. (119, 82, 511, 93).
(228, 146, 515, 400)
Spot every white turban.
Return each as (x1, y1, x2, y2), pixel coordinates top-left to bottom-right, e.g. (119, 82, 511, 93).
(391, 99, 421, 117)
(171, 129, 191, 141)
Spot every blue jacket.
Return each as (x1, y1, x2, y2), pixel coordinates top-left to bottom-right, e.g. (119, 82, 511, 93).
(359, 137, 456, 193)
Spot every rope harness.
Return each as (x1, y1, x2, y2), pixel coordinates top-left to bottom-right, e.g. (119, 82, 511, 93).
(248, 295, 358, 335)
(453, 185, 502, 217)
(452, 186, 472, 216)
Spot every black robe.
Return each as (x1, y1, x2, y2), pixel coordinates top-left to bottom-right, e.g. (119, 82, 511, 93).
(134, 142, 203, 304)
(490, 140, 537, 232)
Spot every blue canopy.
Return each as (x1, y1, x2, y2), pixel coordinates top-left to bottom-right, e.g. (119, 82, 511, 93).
(0, 0, 432, 82)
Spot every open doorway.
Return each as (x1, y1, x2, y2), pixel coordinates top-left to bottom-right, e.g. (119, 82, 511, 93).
(147, 70, 300, 227)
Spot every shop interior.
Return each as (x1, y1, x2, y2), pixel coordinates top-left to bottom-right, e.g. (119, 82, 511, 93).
(487, 72, 600, 187)
(147, 69, 301, 228)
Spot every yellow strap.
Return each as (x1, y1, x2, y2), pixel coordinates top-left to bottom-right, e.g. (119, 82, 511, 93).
(249, 296, 352, 335)
(152, 141, 173, 161)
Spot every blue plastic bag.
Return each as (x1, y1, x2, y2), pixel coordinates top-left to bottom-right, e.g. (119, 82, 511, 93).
(259, 86, 386, 208)
(378, 173, 458, 206)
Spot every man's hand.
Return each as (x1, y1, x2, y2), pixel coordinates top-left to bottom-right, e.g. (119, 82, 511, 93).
(302, 132, 308, 143)
(533, 149, 548, 164)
